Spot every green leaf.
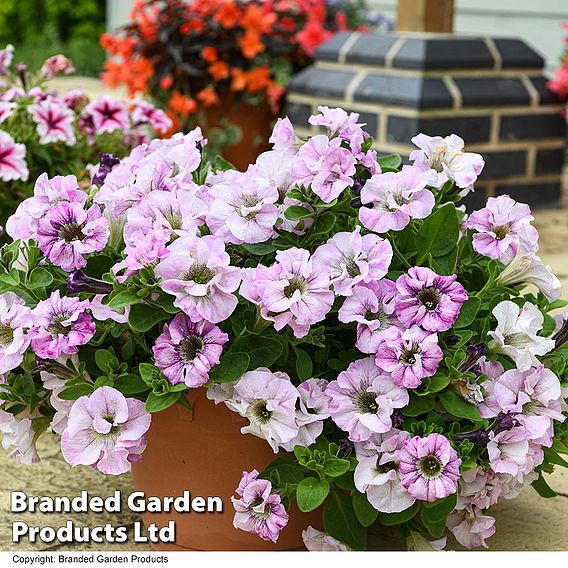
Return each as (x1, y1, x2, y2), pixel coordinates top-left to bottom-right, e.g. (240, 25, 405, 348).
(144, 391, 180, 413)
(422, 493, 457, 522)
(379, 501, 420, 526)
(128, 303, 170, 333)
(295, 348, 313, 381)
(439, 391, 482, 421)
(352, 491, 379, 527)
(532, 473, 557, 498)
(58, 384, 94, 400)
(241, 243, 277, 256)
(22, 374, 35, 397)
(208, 352, 250, 383)
(453, 296, 481, 328)
(323, 456, 351, 478)
(323, 490, 367, 550)
(543, 447, 568, 468)
(114, 374, 149, 395)
(232, 335, 283, 368)
(27, 267, 53, 289)
(139, 363, 162, 385)
(421, 507, 447, 538)
(284, 205, 313, 220)
(107, 291, 140, 309)
(416, 203, 459, 264)
(95, 349, 117, 373)
(377, 154, 402, 171)
(430, 247, 457, 276)
(401, 393, 435, 417)
(296, 477, 330, 512)
(311, 214, 336, 236)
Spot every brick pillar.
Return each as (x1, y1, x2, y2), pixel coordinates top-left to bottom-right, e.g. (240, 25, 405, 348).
(285, 32, 566, 209)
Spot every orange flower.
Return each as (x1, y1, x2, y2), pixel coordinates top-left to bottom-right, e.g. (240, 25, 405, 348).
(208, 60, 229, 81)
(101, 57, 153, 97)
(168, 91, 197, 117)
(231, 67, 248, 91)
(202, 47, 218, 63)
(160, 75, 174, 90)
(238, 30, 264, 59)
(216, 1, 241, 29)
(245, 66, 272, 93)
(197, 87, 220, 107)
(241, 4, 276, 34)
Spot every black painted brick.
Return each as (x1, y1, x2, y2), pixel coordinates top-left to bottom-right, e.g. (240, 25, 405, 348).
(314, 31, 354, 62)
(529, 76, 563, 106)
(386, 114, 491, 144)
(284, 101, 312, 127)
(392, 38, 495, 70)
(354, 74, 453, 109)
(349, 109, 379, 138)
(287, 66, 356, 100)
(345, 34, 399, 66)
(493, 39, 545, 69)
(535, 149, 566, 176)
(499, 114, 566, 141)
(495, 182, 561, 209)
(481, 151, 527, 179)
(454, 77, 531, 107)
(460, 187, 489, 211)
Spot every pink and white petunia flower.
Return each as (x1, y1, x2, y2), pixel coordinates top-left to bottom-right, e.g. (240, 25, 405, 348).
(447, 507, 496, 549)
(229, 368, 300, 452)
(0, 410, 40, 464)
(153, 314, 229, 388)
(240, 248, 334, 338)
(487, 427, 530, 476)
(83, 96, 129, 134)
(487, 301, 555, 371)
(395, 267, 468, 332)
(36, 201, 110, 272)
(338, 280, 400, 354)
(0, 100, 16, 124)
(291, 134, 356, 203)
(354, 430, 416, 513)
(28, 97, 76, 145)
(154, 234, 241, 324)
(302, 526, 351, 551)
(465, 195, 538, 261)
(375, 326, 443, 388)
(30, 290, 96, 359)
(61, 386, 151, 475)
(231, 469, 289, 543)
(359, 166, 434, 233)
(0, 293, 33, 374)
(326, 357, 409, 442)
(312, 227, 392, 296)
(0, 130, 28, 182)
(410, 133, 484, 192)
(398, 433, 461, 502)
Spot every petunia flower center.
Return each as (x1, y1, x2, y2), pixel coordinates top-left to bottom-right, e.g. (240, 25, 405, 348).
(178, 334, 204, 362)
(345, 258, 361, 278)
(284, 276, 308, 298)
(492, 224, 511, 240)
(58, 222, 85, 242)
(251, 400, 272, 424)
(364, 306, 391, 326)
(47, 314, 70, 336)
(429, 145, 448, 173)
(417, 287, 441, 310)
(400, 346, 421, 366)
(417, 454, 444, 479)
(376, 459, 398, 474)
(354, 390, 379, 414)
(0, 323, 14, 346)
(184, 262, 215, 284)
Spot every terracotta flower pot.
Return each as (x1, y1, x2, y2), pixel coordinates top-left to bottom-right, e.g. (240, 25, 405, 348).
(131, 388, 321, 551)
(202, 95, 275, 171)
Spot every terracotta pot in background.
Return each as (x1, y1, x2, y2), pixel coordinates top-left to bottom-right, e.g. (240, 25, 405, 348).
(202, 95, 275, 171)
(131, 388, 321, 551)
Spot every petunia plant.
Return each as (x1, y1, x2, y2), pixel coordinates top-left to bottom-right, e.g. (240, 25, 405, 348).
(0, 105, 567, 551)
(0, 44, 172, 233)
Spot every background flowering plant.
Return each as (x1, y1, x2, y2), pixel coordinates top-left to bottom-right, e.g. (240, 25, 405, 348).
(548, 22, 568, 108)
(0, 105, 567, 551)
(101, 0, 375, 138)
(0, 44, 172, 233)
